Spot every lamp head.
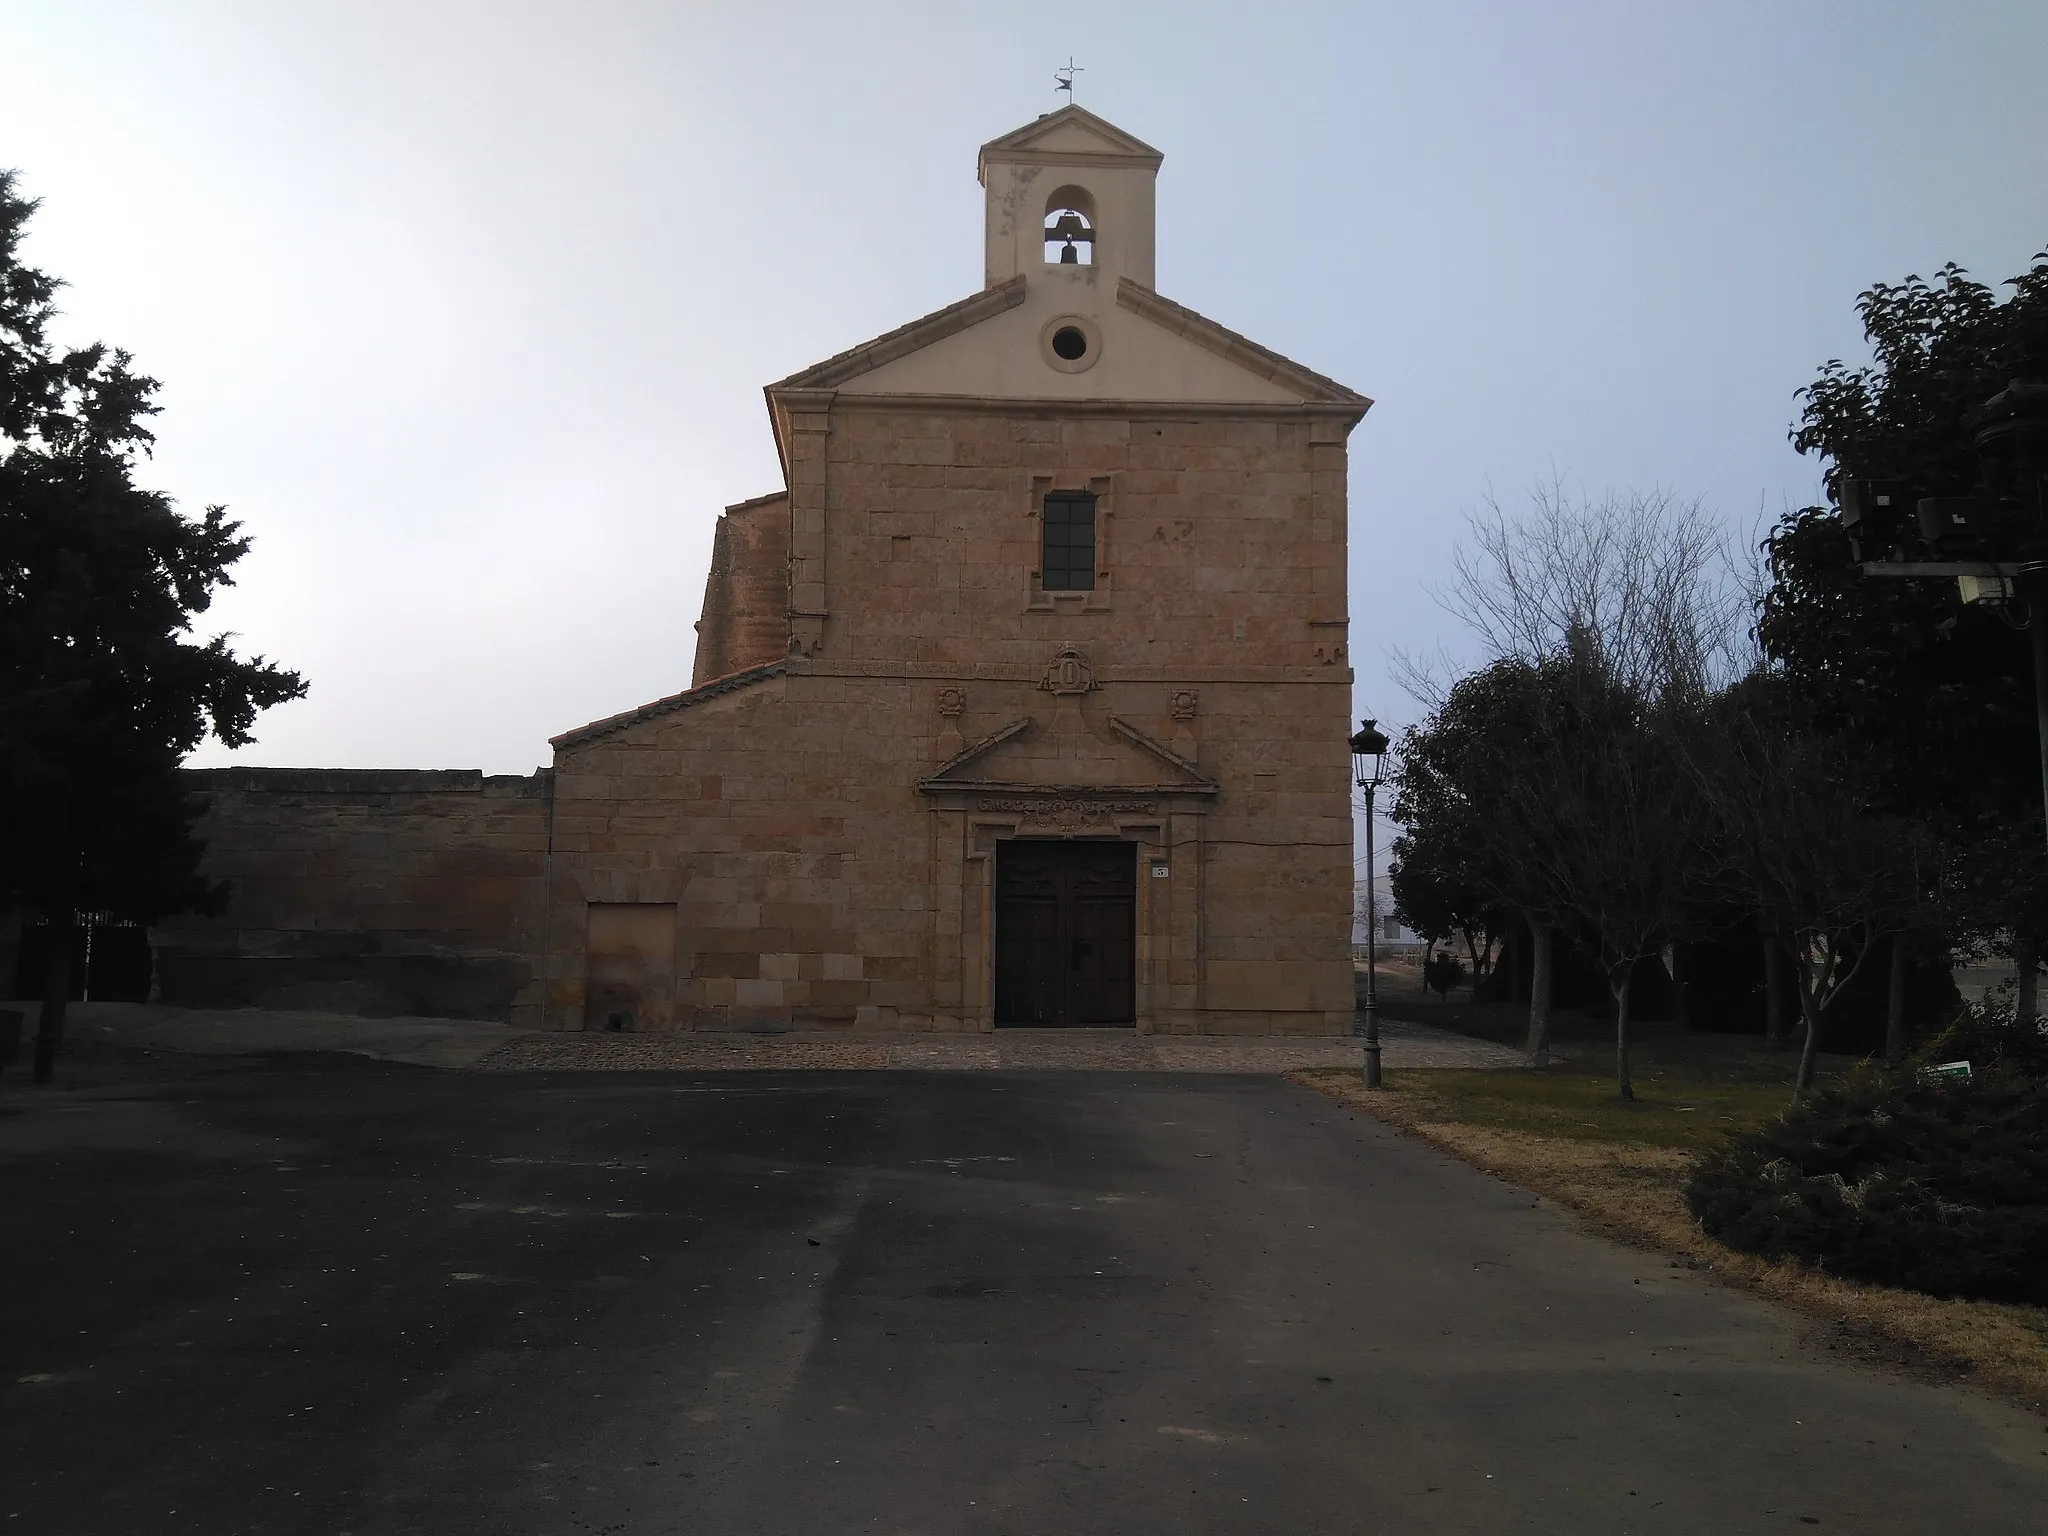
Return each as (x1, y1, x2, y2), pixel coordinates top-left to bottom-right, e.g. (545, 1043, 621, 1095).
(1350, 719, 1389, 789)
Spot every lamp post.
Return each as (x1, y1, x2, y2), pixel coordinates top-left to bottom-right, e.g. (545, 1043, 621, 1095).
(1351, 718, 1390, 1089)
(1848, 378, 2048, 853)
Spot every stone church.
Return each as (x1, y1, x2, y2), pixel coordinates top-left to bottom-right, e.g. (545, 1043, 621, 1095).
(145, 106, 1372, 1035)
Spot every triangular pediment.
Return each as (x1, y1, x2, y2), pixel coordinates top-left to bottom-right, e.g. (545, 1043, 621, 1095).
(918, 712, 1217, 797)
(770, 275, 1367, 409)
(977, 105, 1163, 173)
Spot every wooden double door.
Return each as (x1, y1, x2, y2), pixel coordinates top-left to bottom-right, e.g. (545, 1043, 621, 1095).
(994, 839, 1136, 1027)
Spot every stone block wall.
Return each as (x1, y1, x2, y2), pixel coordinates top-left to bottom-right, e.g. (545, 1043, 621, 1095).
(156, 768, 552, 1023)
(545, 399, 1356, 1035)
(157, 399, 1356, 1037)
(814, 407, 1349, 675)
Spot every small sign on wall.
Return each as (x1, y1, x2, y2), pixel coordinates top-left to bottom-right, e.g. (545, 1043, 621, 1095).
(1150, 863, 1170, 878)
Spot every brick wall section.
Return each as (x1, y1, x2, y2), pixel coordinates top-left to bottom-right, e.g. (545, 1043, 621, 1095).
(548, 401, 1357, 1035)
(156, 768, 552, 1023)
(691, 492, 791, 687)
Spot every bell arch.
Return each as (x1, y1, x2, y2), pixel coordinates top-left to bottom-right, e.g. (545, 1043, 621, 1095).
(1043, 185, 1096, 266)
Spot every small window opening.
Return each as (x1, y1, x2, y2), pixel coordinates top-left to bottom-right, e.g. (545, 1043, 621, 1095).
(1051, 326, 1088, 361)
(1044, 207, 1094, 266)
(1041, 491, 1097, 591)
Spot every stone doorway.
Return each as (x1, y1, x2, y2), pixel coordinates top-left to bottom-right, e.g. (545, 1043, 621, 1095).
(994, 840, 1135, 1026)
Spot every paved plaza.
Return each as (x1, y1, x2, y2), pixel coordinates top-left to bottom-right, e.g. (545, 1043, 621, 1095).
(2, 1061, 2040, 1534)
(10, 1001, 1527, 1072)
(472, 1018, 1526, 1073)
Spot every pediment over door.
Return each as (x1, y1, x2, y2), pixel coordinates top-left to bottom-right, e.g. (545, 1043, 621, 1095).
(916, 714, 1218, 812)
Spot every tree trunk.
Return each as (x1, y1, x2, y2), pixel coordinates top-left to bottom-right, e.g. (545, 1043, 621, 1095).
(1669, 944, 1690, 1032)
(2015, 935, 2039, 1027)
(1525, 918, 1554, 1068)
(1884, 932, 1909, 1066)
(1612, 966, 1635, 1101)
(1793, 957, 1825, 1096)
(1762, 928, 1788, 1050)
(34, 912, 75, 1084)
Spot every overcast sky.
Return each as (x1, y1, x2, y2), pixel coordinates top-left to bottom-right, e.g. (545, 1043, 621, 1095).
(3, 1, 2044, 774)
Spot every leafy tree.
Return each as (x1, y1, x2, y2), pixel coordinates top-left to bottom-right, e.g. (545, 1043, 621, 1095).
(1390, 660, 1549, 1057)
(1386, 697, 1507, 996)
(1400, 640, 1723, 1096)
(1760, 250, 2048, 1001)
(0, 170, 306, 1080)
(1387, 851, 1500, 993)
(1490, 642, 1722, 1098)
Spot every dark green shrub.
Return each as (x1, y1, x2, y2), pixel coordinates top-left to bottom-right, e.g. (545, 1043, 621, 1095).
(1917, 1000, 2048, 1081)
(1423, 950, 1466, 1000)
(1685, 1069, 2048, 1304)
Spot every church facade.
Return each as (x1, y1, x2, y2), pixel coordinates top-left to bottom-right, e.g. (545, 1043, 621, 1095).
(150, 107, 1371, 1036)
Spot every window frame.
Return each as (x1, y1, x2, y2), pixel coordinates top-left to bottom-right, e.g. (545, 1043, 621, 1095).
(1039, 490, 1098, 592)
(1026, 475, 1115, 613)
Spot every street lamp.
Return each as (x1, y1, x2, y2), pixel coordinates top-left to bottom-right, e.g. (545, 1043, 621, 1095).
(1970, 379, 2048, 847)
(1351, 718, 1391, 1089)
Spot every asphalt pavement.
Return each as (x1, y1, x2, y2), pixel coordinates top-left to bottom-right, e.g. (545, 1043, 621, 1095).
(2, 1060, 2043, 1534)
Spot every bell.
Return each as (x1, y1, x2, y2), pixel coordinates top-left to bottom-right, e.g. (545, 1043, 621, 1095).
(1059, 241, 1078, 265)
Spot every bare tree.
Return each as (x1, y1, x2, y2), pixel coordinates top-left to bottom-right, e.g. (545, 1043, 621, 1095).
(1683, 683, 1928, 1094)
(1401, 478, 1747, 703)
(1391, 481, 1744, 1084)
(1487, 648, 1720, 1097)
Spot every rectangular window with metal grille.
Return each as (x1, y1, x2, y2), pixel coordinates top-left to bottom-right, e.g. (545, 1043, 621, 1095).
(1040, 491, 1097, 591)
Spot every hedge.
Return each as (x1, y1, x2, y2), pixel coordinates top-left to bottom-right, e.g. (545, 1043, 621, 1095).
(1685, 1064, 2048, 1305)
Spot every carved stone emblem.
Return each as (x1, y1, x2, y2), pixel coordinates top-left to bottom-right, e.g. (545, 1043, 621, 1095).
(1039, 644, 1095, 697)
(935, 686, 966, 717)
(1170, 688, 1199, 721)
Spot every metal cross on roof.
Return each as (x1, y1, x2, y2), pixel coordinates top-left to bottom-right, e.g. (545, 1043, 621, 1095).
(1054, 58, 1083, 102)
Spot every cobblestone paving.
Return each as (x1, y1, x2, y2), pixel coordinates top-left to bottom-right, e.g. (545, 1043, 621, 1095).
(470, 1017, 1525, 1073)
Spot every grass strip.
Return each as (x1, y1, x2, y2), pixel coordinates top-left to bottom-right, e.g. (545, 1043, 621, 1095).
(1293, 1063, 2048, 1416)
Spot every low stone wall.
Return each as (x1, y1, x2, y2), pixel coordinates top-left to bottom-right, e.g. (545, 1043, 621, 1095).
(154, 768, 552, 1024)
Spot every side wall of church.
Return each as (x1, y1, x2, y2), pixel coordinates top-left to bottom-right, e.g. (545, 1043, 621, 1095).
(154, 769, 552, 1022)
(545, 400, 1356, 1034)
(548, 675, 933, 1030)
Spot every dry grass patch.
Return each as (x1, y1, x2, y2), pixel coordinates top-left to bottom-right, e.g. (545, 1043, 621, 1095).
(1294, 1064, 2048, 1415)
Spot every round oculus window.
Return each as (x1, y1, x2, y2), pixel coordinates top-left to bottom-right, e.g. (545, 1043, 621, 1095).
(1039, 314, 1102, 374)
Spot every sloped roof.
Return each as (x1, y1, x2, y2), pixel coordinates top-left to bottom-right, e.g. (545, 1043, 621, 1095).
(550, 661, 785, 752)
(769, 276, 1028, 394)
(1113, 280, 1370, 407)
